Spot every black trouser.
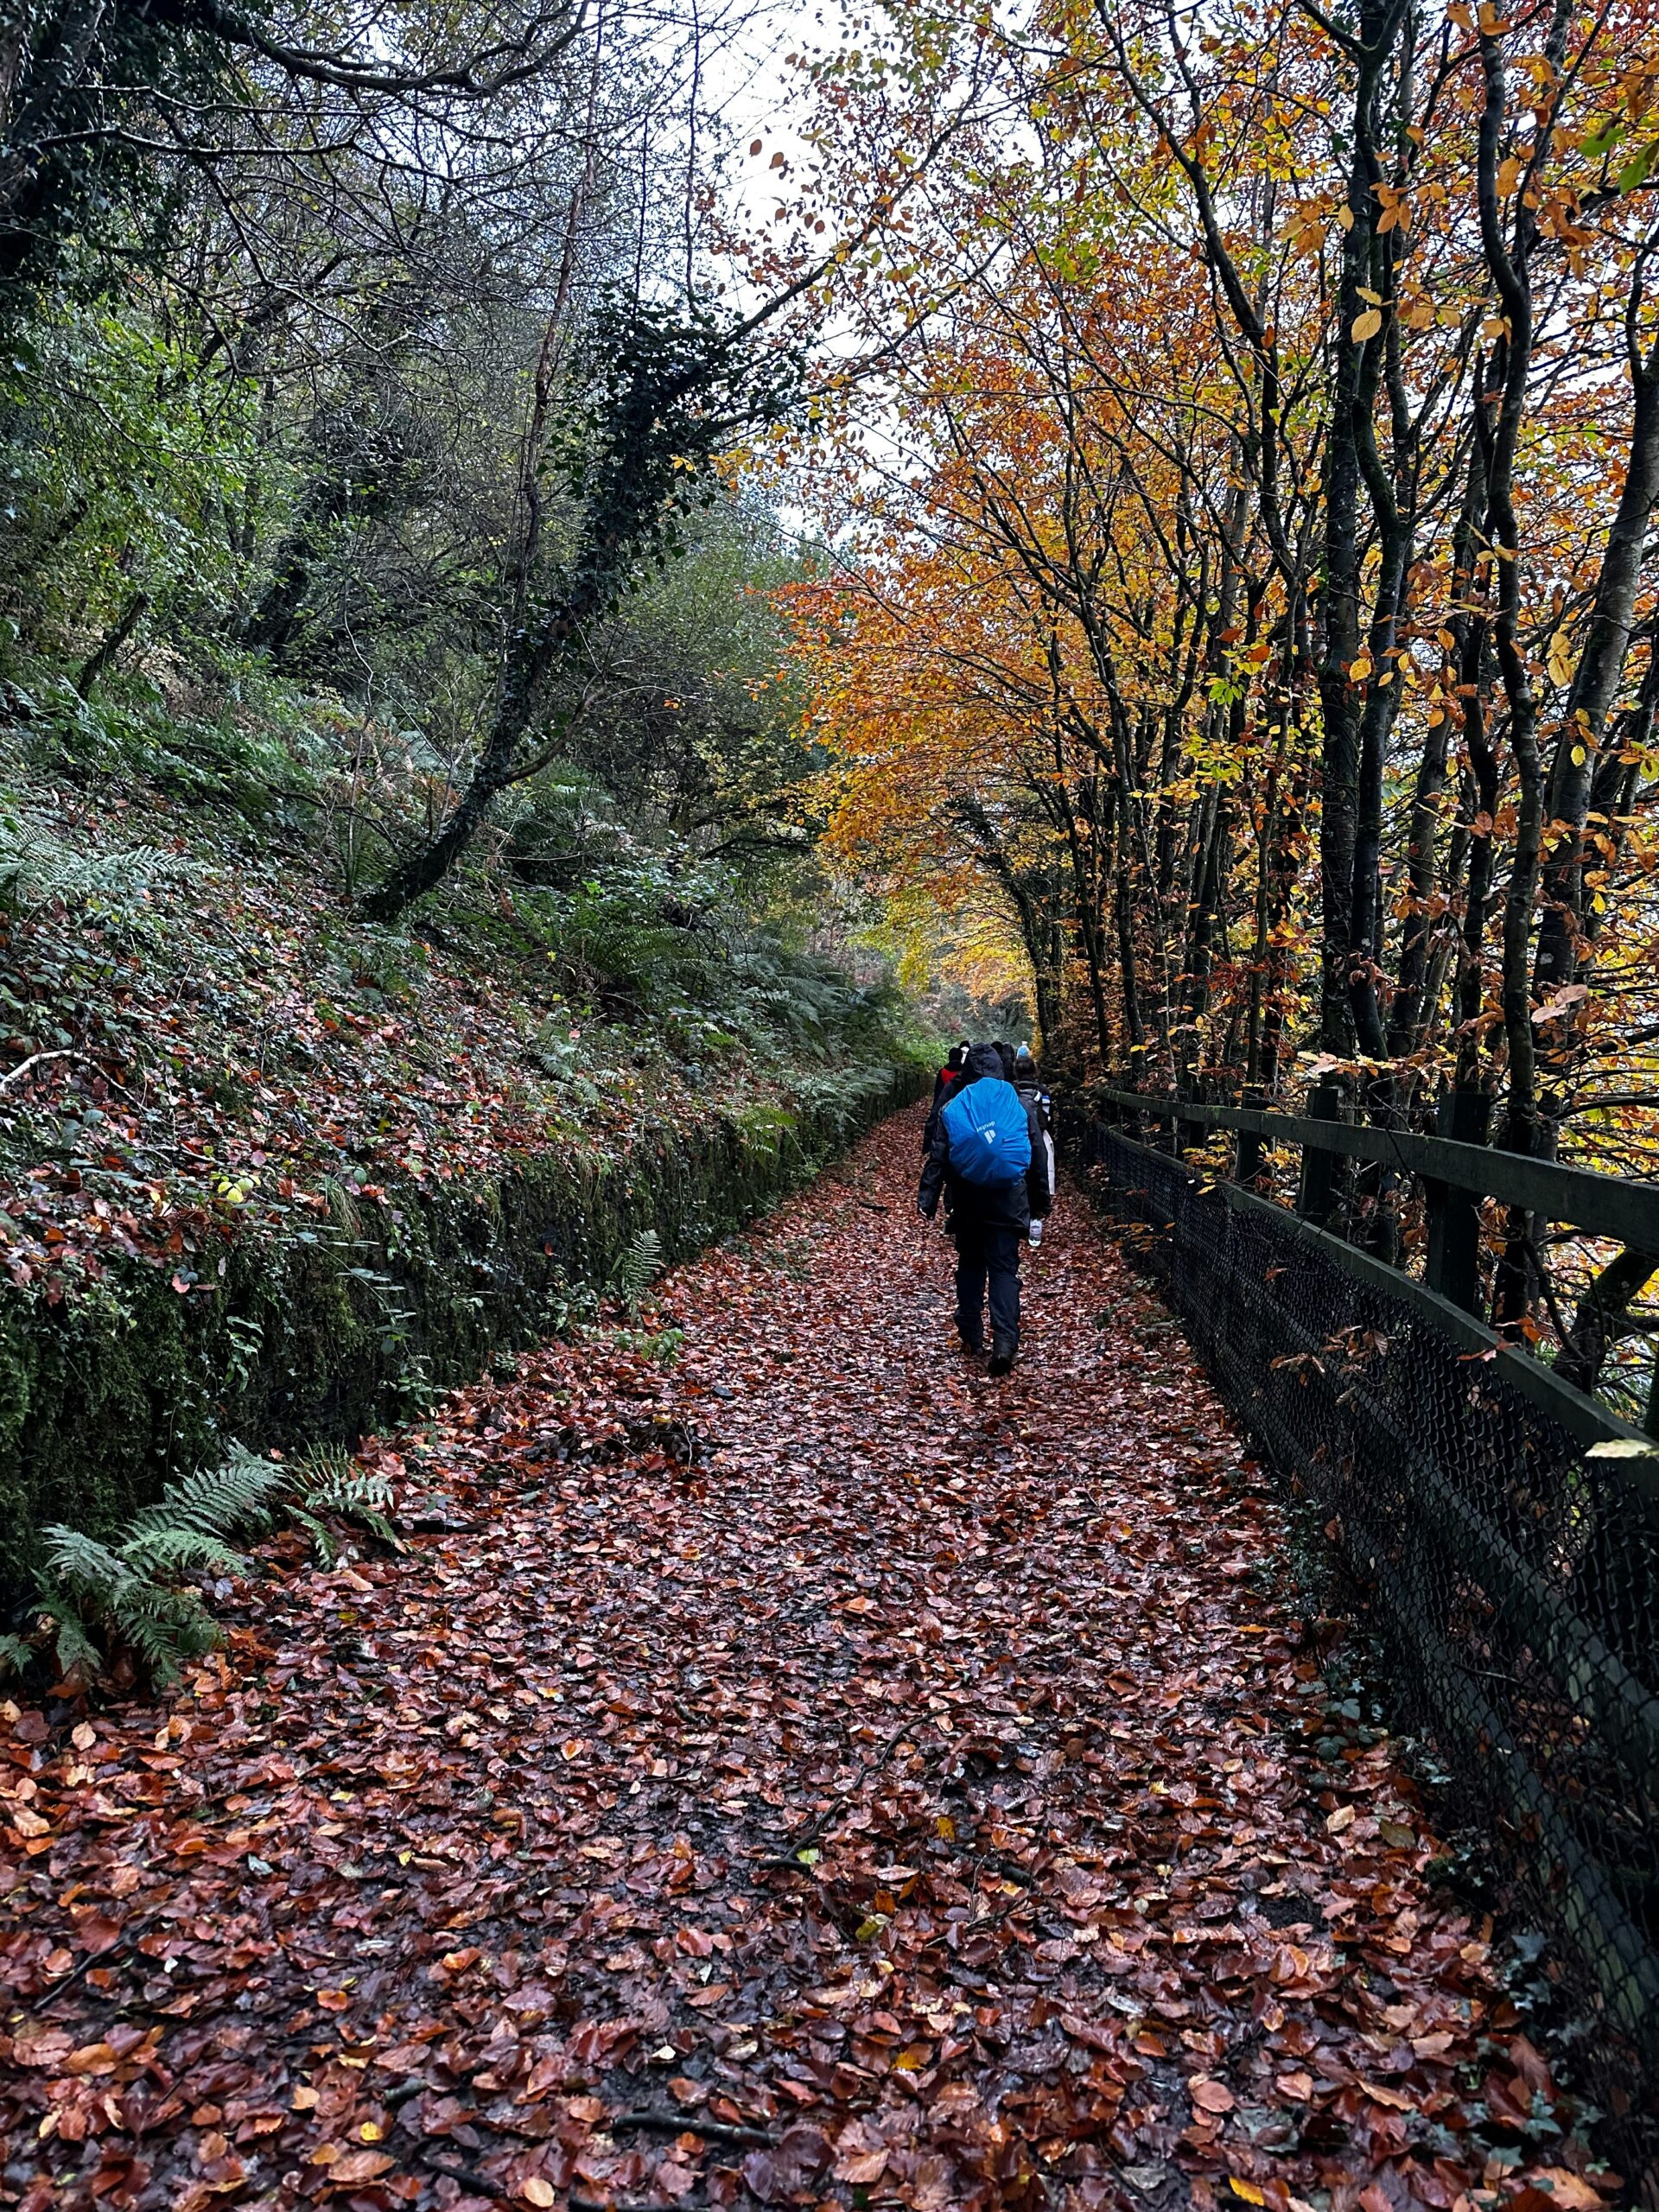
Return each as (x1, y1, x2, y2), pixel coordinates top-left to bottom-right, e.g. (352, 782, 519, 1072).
(955, 1221, 1022, 1347)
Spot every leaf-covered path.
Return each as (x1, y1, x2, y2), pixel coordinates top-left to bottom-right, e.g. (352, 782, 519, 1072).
(3, 1109, 1604, 2212)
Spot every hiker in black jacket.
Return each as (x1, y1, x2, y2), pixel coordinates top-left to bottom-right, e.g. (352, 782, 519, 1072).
(1008, 1044, 1055, 1245)
(931, 1041, 969, 1109)
(918, 1041, 1052, 1375)
(923, 1041, 969, 1154)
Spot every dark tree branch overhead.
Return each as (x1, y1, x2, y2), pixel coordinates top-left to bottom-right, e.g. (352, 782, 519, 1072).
(0, 0, 596, 306)
(165, 0, 591, 99)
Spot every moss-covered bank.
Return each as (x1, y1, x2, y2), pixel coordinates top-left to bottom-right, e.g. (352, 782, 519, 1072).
(1, 1064, 924, 1608)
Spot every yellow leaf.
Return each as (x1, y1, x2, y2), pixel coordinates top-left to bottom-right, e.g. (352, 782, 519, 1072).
(521, 2183, 559, 2209)
(1351, 308, 1382, 340)
(1336, 205, 1355, 231)
(1230, 2183, 1267, 2206)
(1447, 0, 1473, 23)
(935, 1814, 956, 1839)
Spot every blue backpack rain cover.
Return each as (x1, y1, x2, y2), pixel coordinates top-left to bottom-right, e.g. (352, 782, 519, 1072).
(941, 1076, 1032, 1186)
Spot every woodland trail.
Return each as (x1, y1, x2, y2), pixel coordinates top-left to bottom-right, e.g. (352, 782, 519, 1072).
(0, 1108, 1602, 2212)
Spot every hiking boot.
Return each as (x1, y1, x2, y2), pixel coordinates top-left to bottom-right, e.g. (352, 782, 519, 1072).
(957, 1327, 985, 1355)
(988, 1333, 1016, 1376)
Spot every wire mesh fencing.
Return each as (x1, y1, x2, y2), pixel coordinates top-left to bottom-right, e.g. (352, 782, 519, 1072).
(1061, 1111, 1659, 2189)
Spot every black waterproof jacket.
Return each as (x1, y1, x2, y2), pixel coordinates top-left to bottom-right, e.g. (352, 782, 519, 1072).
(1011, 1061, 1043, 1114)
(918, 1042, 1053, 1231)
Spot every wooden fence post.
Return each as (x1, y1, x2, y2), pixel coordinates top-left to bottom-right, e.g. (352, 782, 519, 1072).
(1296, 1084, 1341, 1224)
(1236, 1087, 1265, 1187)
(1424, 1089, 1490, 1313)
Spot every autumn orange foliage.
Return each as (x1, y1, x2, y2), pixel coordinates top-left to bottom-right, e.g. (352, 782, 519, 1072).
(776, 0, 1659, 1208)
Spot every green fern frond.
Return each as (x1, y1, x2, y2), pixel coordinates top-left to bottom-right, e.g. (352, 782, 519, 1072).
(34, 1436, 401, 1686)
(125, 1446, 287, 1541)
(124, 1529, 245, 1580)
(41, 1523, 142, 1599)
(289, 1508, 338, 1567)
(36, 1445, 284, 1686)
(0, 810, 198, 925)
(0, 1631, 36, 1678)
(609, 1228, 664, 1318)
(117, 1591, 215, 1685)
(294, 1442, 354, 1493)
(293, 1449, 397, 1552)
(47, 1604, 103, 1681)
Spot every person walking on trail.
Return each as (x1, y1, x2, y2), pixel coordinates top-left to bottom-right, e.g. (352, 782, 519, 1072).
(931, 1041, 970, 1109)
(918, 1040, 1052, 1376)
(1009, 1043, 1056, 1234)
(923, 1041, 970, 1153)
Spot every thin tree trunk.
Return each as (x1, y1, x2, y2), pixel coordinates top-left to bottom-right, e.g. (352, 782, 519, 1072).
(76, 590, 149, 696)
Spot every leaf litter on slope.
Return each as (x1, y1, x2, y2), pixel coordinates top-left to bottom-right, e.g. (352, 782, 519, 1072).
(0, 1108, 1614, 2212)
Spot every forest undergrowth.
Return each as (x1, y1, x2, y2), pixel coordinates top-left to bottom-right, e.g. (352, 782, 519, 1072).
(0, 1109, 1617, 2212)
(0, 703, 908, 1303)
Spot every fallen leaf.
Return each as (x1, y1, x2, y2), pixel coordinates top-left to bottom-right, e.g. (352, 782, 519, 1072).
(1533, 2173, 1606, 2210)
(327, 2148, 394, 2183)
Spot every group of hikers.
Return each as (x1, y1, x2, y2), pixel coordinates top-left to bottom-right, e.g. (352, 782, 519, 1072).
(917, 1039, 1054, 1377)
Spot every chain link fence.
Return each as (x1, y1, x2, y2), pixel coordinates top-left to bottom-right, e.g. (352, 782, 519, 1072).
(1062, 1111, 1659, 2192)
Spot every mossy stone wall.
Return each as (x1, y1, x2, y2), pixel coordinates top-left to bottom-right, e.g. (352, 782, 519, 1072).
(1, 1064, 925, 1608)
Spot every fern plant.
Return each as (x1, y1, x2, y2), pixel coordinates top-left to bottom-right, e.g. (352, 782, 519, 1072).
(289, 1445, 398, 1564)
(13, 1442, 404, 1687)
(0, 804, 197, 930)
(609, 1228, 664, 1319)
(35, 1446, 289, 1684)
